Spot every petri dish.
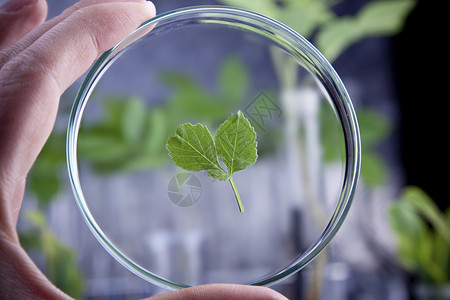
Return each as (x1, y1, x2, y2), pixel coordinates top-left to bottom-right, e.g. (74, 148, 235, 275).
(66, 6, 361, 290)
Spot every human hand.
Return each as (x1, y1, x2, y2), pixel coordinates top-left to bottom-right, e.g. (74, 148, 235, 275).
(0, 0, 288, 299)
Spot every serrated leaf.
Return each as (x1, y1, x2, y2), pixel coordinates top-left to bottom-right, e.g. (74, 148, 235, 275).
(215, 111, 257, 175)
(166, 111, 258, 212)
(207, 168, 230, 181)
(166, 123, 228, 179)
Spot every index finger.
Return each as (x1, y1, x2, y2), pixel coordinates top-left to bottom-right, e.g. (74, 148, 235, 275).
(0, 0, 155, 229)
(0, 0, 150, 67)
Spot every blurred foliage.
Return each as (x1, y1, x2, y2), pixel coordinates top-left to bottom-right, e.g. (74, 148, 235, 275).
(389, 186, 450, 285)
(28, 133, 66, 207)
(78, 56, 244, 173)
(24, 1, 418, 294)
(23, 57, 247, 296)
(78, 97, 169, 172)
(218, 0, 413, 188)
(321, 105, 392, 188)
(357, 108, 392, 187)
(28, 56, 248, 200)
(19, 211, 85, 298)
(217, 0, 417, 62)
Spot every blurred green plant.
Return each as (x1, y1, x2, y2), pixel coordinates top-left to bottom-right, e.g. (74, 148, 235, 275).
(389, 186, 450, 286)
(77, 56, 245, 173)
(23, 56, 247, 296)
(28, 55, 247, 198)
(321, 105, 392, 187)
(218, 0, 416, 62)
(77, 97, 169, 172)
(28, 132, 66, 207)
(23, 1, 418, 294)
(219, 0, 415, 188)
(19, 211, 85, 299)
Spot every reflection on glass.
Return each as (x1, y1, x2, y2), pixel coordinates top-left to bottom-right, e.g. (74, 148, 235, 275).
(67, 6, 360, 290)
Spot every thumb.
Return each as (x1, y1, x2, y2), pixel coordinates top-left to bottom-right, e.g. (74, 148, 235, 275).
(0, 0, 48, 49)
(150, 284, 289, 300)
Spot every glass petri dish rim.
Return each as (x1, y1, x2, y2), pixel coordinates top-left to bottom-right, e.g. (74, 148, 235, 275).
(66, 5, 361, 290)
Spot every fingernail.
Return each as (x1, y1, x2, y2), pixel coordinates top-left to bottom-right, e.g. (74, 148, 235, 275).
(0, 0, 35, 12)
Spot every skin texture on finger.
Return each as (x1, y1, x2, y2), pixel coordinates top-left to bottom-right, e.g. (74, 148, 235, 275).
(150, 284, 289, 300)
(0, 0, 155, 231)
(0, 0, 148, 68)
(0, 0, 48, 49)
(0, 231, 71, 300)
(0, 2, 155, 299)
(0, 4, 291, 300)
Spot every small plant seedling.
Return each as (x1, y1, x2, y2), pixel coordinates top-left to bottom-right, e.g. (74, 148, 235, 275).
(166, 111, 258, 212)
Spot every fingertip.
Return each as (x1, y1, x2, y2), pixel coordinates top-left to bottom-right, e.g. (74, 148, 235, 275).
(149, 284, 289, 300)
(0, 0, 48, 48)
(136, 0, 156, 19)
(4, 0, 157, 95)
(68, 0, 156, 57)
(27, 0, 48, 25)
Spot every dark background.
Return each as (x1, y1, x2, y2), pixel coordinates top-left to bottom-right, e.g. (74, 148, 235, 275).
(395, 0, 448, 210)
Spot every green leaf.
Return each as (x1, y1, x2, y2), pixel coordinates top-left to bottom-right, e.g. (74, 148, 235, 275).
(389, 186, 450, 284)
(166, 111, 258, 212)
(358, 108, 392, 148)
(316, 0, 417, 61)
(207, 168, 231, 181)
(356, 0, 417, 35)
(434, 229, 450, 283)
(21, 210, 85, 298)
(24, 210, 47, 228)
(162, 71, 232, 121)
(28, 171, 61, 207)
(19, 231, 42, 250)
(219, 56, 248, 101)
(143, 108, 167, 153)
(215, 111, 258, 175)
(78, 134, 129, 161)
(361, 152, 388, 188)
(279, 1, 333, 38)
(166, 123, 228, 179)
(315, 16, 358, 62)
(77, 98, 173, 173)
(27, 133, 65, 207)
(389, 200, 426, 271)
(216, 0, 280, 17)
(401, 187, 450, 244)
(161, 58, 244, 123)
(320, 103, 345, 162)
(42, 231, 85, 298)
(121, 98, 147, 143)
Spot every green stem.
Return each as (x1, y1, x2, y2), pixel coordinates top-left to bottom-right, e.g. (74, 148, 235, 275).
(229, 176, 244, 213)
